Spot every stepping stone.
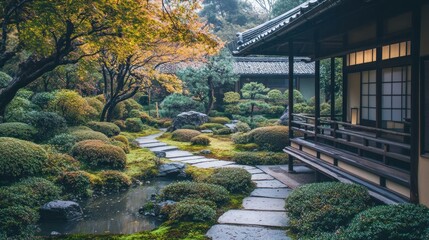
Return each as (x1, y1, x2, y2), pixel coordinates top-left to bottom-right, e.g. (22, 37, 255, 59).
(171, 156, 206, 161)
(149, 146, 178, 152)
(247, 169, 264, 174)
(181, 158, 216, 164)
(166, 150, 194, 159)
(135, 139, 159, 144)
(192, 160, 235, 169)
(254, 180, 287, 188)
(221, 164, 256, 170)
(140, 142, 168, 148)
(251, 174, 274, 181)
(206, 224, 291, 240)
(218, 210, 288, 227)
(250, 188, 291, 199)
(242, 197, 285, 211)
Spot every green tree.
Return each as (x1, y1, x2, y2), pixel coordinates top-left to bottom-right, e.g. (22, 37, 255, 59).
(271, 0, 307, 17)
(177, 49, 238, 114)
(320, 58, 343, 102)
(239, 82, 270, 122)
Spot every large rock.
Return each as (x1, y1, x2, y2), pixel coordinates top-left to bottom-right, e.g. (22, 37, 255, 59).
(279, 107, 289, 125)
(40, 200, 83, 221)
(157, 162, 186, 177)
(170, 111, 208, 131)
(224, 123, 238, 132)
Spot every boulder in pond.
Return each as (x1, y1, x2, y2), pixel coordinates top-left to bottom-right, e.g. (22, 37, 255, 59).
(157, 162, 186, 177)
(169, 111, 208, 131)
(40, 200, 83, 221)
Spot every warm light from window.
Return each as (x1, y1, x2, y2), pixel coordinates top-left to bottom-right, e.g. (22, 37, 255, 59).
(351, 108, 359, 125)
(347, 48, 376, 66)
(382, 41, 411, 60)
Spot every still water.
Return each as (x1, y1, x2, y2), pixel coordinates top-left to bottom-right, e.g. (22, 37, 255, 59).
(39, 178, 173, 235)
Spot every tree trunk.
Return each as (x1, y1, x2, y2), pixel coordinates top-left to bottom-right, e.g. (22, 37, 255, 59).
(250, 103, 255, 122)
(206, 76, 215, 114)
(106, 100, 117, 122)
(100, 100, 112, 122)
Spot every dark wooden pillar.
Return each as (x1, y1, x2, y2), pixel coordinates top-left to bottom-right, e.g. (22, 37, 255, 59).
(288, 40, 295, 173)
(315, 60, 321, 135)
(342, 56, 348, 122)
(410, 5, 421, 203)
(375, 15, 383, 131)
(330, 57, 336, 120)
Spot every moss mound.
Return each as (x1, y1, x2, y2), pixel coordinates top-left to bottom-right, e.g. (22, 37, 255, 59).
(71, 140, 126, 170)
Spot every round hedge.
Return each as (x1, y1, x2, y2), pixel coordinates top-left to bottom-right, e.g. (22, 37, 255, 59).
(71, 140, 126, 170)
(43, 153, 80, 176)
(161, 181, 230, 206)
(169, 201, 216, 222)
(125, 118, 144, 132)
(27, 111, 68, 141)
(171, 129, 201, 142)
(58, 171, 92, 198)
(69, 129, 109, 142)
(339, 204, 429, 240)
(0, 122, 37, 141)
(98, 170, 131, 192)
(111, 140, 130, 154)
(197, 123, 225, 131)
(285, 182, 372, 236)
(190, 135, 210, 146)
(31, 92, 54, 109)
(0, 177, 61, 209)
(0, 138, 48, 181)
(114, 120, 126, 130)
(48, 133, 78, 153)
(0, 205, 38, 239)
(209, 117, 230, 124)
(232, 152, 287, 165)
(203, 168, 253, 194)
(112, 135, 129, 145)
(87, 121, 121, 137)
(0, 71, 12, 88)
(248, 126, 289, 151)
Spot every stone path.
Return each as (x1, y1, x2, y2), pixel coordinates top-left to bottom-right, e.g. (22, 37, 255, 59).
(135, 132, 291, 240)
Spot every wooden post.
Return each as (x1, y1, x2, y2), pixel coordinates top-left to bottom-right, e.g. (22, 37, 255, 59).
(376, 14, 383, 132)
(342, 55, 348, 122)
(315, 60, 321, 137)
(330, 57, 336, 120)
(288, 40, 295, 173)
(155, 102, 159, 119)
(410, 4, 421, 203)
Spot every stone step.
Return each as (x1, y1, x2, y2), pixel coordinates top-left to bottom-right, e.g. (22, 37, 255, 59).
(135, 140, 159, 144)
(149, 146, 179, 152)
(251, 174, 274, 181)
(206, 224, 291, 240)
(254, 180, 288, 188)
(192, 160, 235, 169)
(250, 188, 291, 199)
(181, 158, 216, 164)
(166, 150, 194, 159)
(242, 197, 286, 211)
(171, 156, 206, 161)
(247, 169, 264, 174)
(140, 142, 167, 148)
(220, 164, 256, 170)
(218, 210, 288, 227)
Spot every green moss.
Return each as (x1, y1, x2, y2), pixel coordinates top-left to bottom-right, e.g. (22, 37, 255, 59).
(124, 148, 158, 179)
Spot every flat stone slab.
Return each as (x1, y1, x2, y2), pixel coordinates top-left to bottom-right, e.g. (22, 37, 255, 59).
(220, 164, 256, 170)
(242, 197, 285, 211)
(250, 188, 291, 199)
(206, 224, 290, 240)
(149, 146, 179, 152)
(218, 210, 288, 227)
(181, 158, 216, 164)
(192, 160, 235, 169)
(251, 174, 274, 181)
(135, 139, 159, 144)
(171, 156, 206, 161)
(166, 150, 194, 159)
(254, 180, 287, 188)
(247, 169, 264, 174)
(140, 142, 168, 148)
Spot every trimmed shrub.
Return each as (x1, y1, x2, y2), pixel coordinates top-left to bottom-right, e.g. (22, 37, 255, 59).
(223, 91, 240, 104)
(0, 177, 61, 208)
(339, 204, 429, 240)
(285, 182, 372, 236)
(161, 181, 229, 206)
(31, 92, 54, 109)
(209, 117, 230, 124)
(4, 97, 35, 122)
(0, 138, 48, 181)
(160, 93, 204, 118)
(27, 111, 68, 141)
(181, 124, 196, 130)
(125, 118, 145, 132)
(69, 126, 93, 132)
(0, 71, 12, 88)
(85, 97, 104, 113)
(98, 170, 131, 192)
(169, 201, 216, 222)
(71, 140, 127, 170)
(49, 90, 93, 124)
(57, 171, 91, 198)
(0, 206, 38, 239)
(87, 121, 121, 137)
(236, 121, 251, 132)
(197, 123, 225, 131)
(191, 135, 210, 146)
(248, 126, 289, 151)
(266, 105, 285, 117)
(112, 135, 129, 145)
(231, 132, 251, 144)
(16, 89, 33, 99)
(267, 89, 286, 105)
(48, 133, 78, 153)
(111, 140, 130, 154)
(0, 122, 37, 140)
(234, 143, 259, 151)
(232, 152, 287, 165)
(70, 129, 109, 142)
(43, 153, 80, 176)
(114, 120, 126, 130)
(214, 127, 232, 135)
(172, 129, 201, 142)
(203, 168, 253, 194)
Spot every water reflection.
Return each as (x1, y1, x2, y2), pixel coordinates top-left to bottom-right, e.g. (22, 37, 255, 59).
(39, 178, 173, 235)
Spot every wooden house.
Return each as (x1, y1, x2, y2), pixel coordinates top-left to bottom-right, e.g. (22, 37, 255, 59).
(234, 0, 429, 206)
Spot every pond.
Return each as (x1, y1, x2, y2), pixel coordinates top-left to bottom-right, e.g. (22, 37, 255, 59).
(39, 178, 174, 236)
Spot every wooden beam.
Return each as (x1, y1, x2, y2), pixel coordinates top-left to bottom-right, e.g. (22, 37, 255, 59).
(315, 31, 321, 137)
(330, 57, 336, 120)
(375, 10, 383, 131)
(288, 40, 295, 173)
(342, 55, 348, 122)
(410, 3, 421, 203)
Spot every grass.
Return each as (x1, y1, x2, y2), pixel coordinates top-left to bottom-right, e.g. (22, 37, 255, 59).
(157, 133, 238, 160)
(124, 148, 159, 180)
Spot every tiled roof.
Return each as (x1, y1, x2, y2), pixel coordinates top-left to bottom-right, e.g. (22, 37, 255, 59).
(235, 0, 343, 54)
(233, 57, 314, 76)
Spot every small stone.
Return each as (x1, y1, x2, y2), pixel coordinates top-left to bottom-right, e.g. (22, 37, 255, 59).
(154, 151, 166, 158)
(157, 162, 186, 177)
(200, 149, 211, 154)
(40, 200, 83, 221)
(201, 129, 213, 133)
(50, 231, 61, 236)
